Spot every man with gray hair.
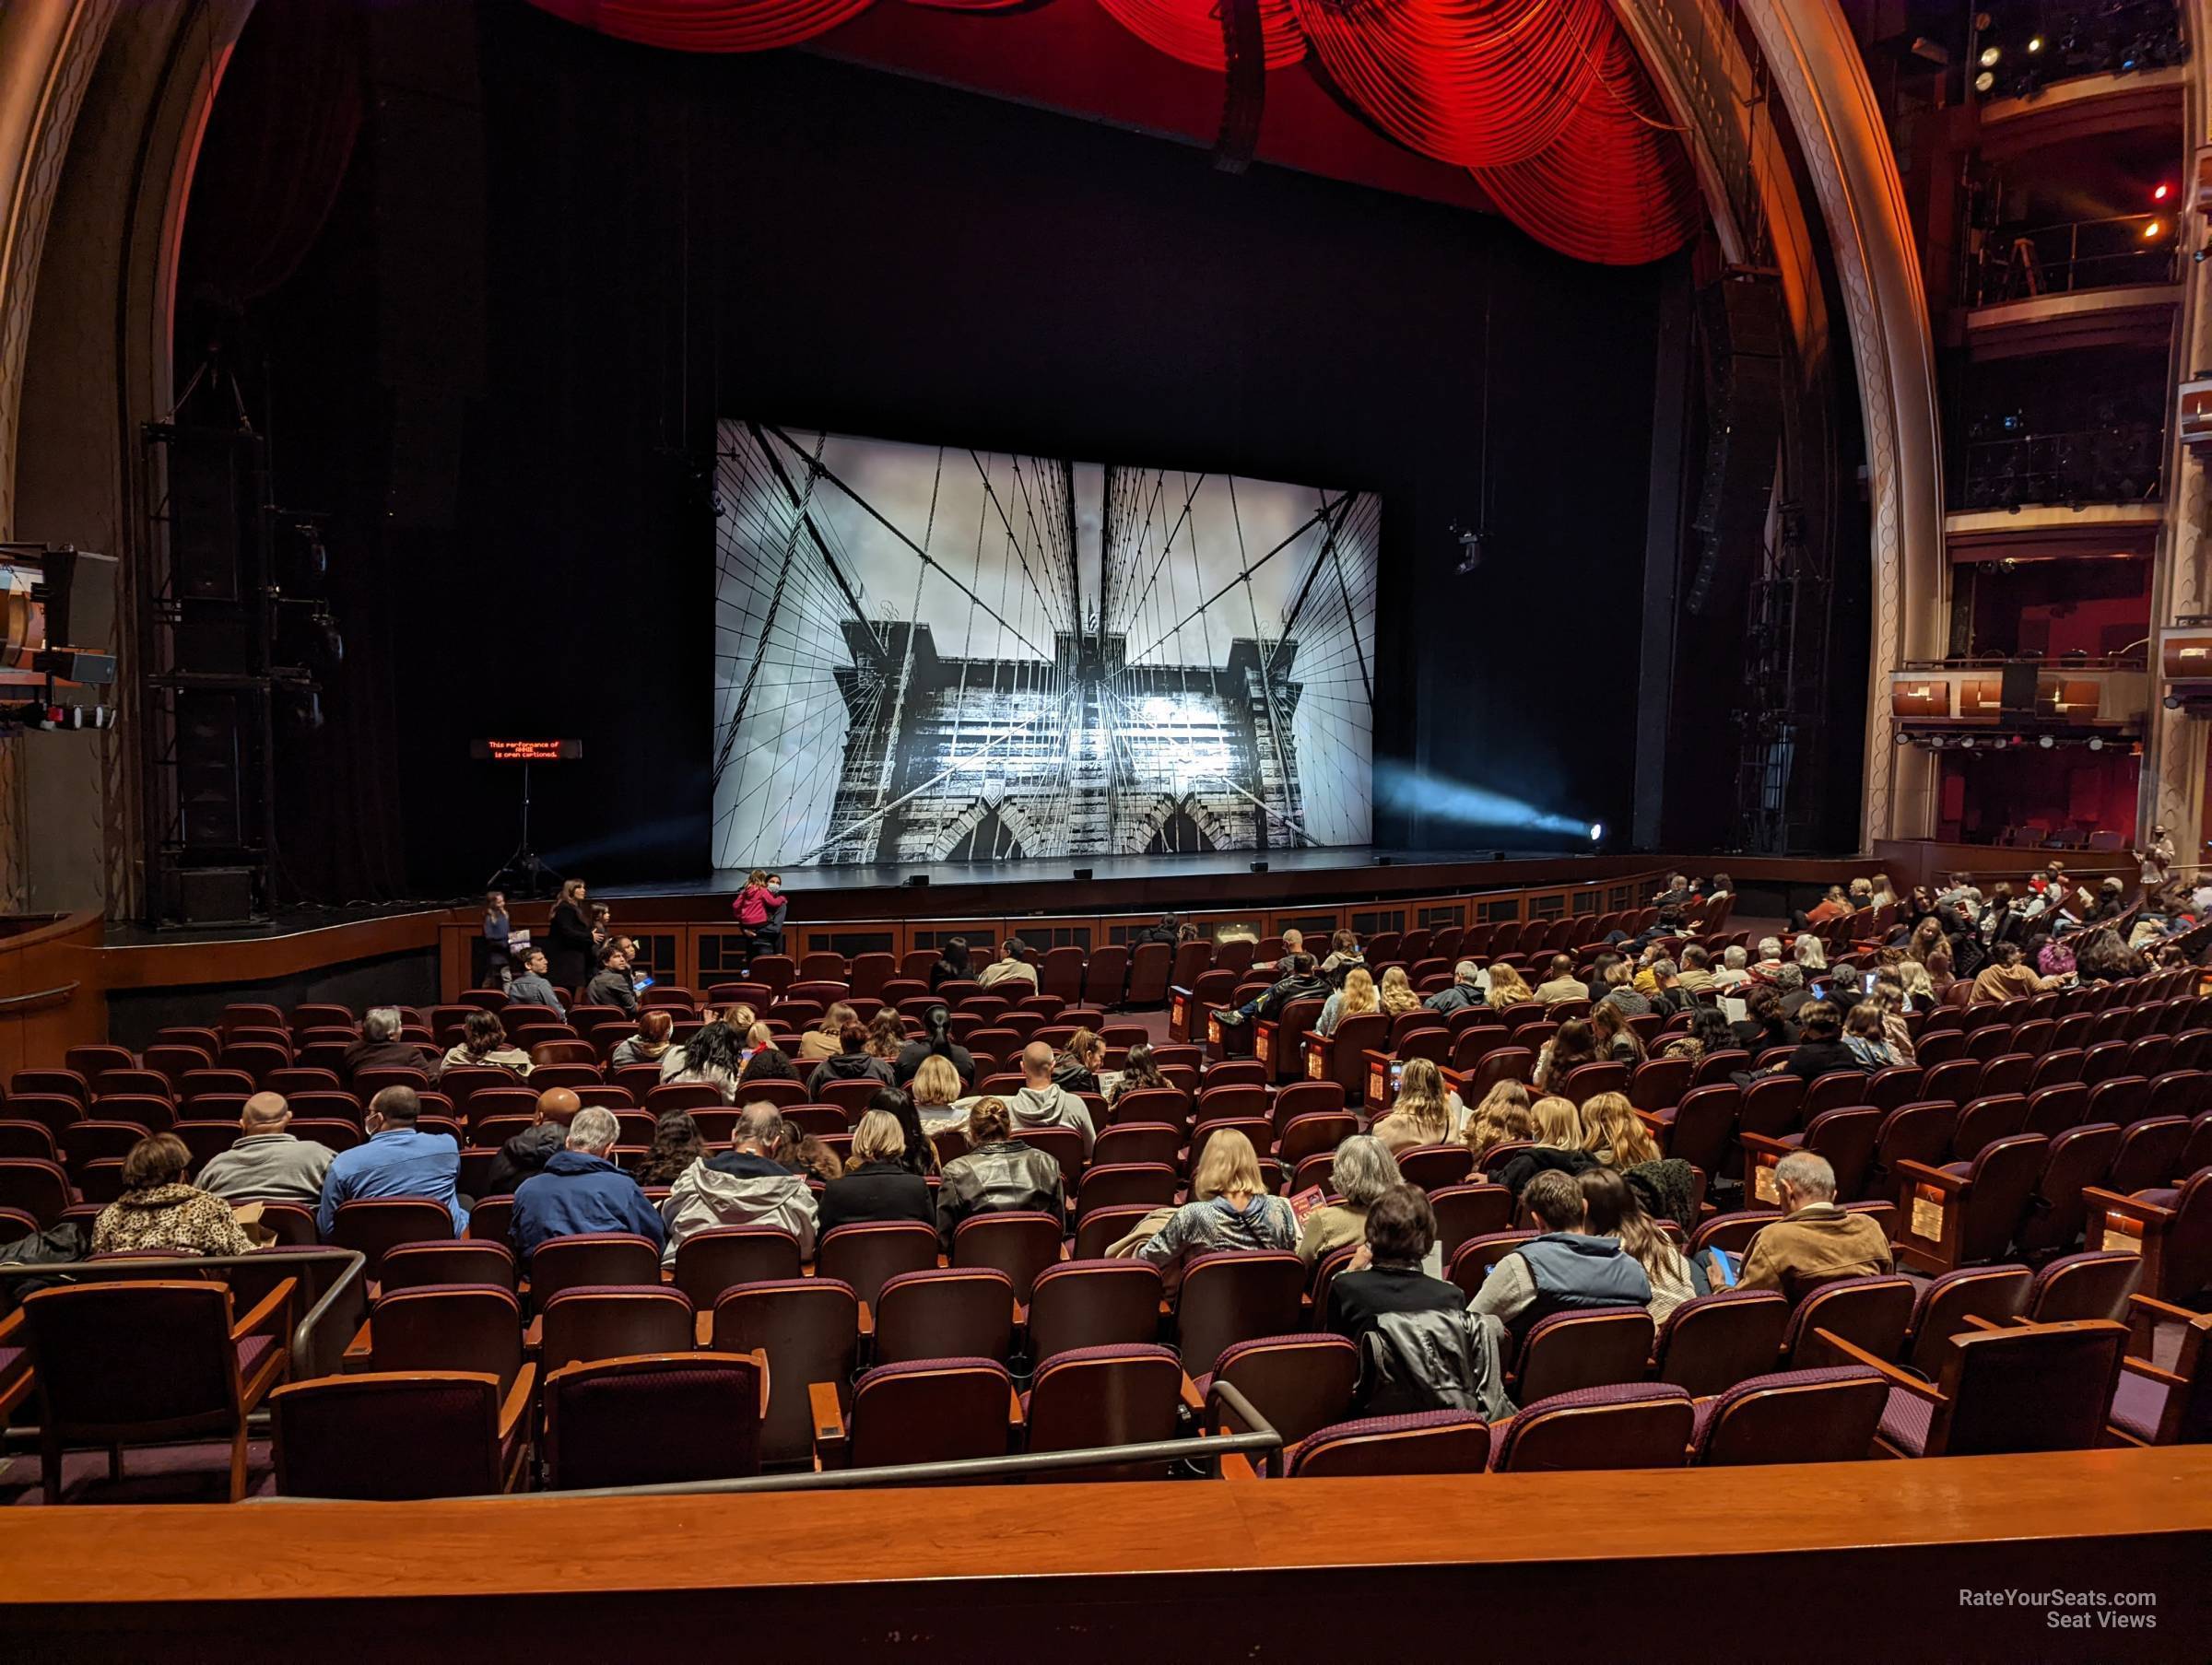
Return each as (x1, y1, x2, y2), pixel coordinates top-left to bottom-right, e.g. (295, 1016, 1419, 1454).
(1423, 960, 1488, 1015)
(1711, 944, 1753, 991)
(1733, 1151, 1892, 1299)
(511, 1104, 664, 1258)
(195, 1091, 335, 1205)
(341, 1006, 424, 1091)
(658, 1100, 818, 1265)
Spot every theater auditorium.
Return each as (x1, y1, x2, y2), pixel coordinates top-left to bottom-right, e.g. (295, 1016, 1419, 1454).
(0, 0, 2207, 1656)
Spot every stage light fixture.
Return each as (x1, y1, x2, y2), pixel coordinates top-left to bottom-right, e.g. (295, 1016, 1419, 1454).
(2155, 182, 2172, 201)
(1975, 70, 1996, 92)
(1979, 45, 2000, 67)
(1453, 526, 1484, 576)
(1959, 735, 1975, 748)
(2028, 35, 2043, 53)
(1588, 822, 1604, 842)
(2041, 733, 2055, 747)
(2146, 220, 2166, 240)
(2088, 736, 2105, 752)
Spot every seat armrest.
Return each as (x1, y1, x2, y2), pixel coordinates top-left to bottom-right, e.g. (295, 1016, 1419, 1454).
(498, 1362, 536, 1444)
(856, 1300, 874, 1339)
(809, 1380, 847, 1469)
(1180, 1371, 1207, 1417)
(2126, 1292, 2201, 1323)
(751, 1348, 771, 1418)
(1812, 1327, 1945, 1402)
(2119, 1354, 2188, 1389)
(1738, 1131, 1796, 1158)
(2086, 1188, 2176, 1225)
(1218, 1452, 1264, 1482)
(1007, 1386, 1025, 1439)
(1895, 1160, 1967, 1194)
(231, 1276, 298, 1343)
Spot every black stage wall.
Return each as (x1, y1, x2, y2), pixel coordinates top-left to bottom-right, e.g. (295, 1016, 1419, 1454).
(180, 0, 1669, 898)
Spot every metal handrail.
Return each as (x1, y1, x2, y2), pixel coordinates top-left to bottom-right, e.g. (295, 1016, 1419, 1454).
(0, 1247, 367, 1380)
(248, 1378, 1286, 1501)
(1968, 211, 2178, 307)
(1898, 655, 2147, 672)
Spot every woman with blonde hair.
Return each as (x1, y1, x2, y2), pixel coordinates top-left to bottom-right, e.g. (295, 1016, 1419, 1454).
(1135, 1127, 1298, 1269)
(1579, 1091, 1659, 1167)
(1377, 966, 1421, 1018)
(1794, 933, 1828, 972)
(1317, 967, 1380, 1036)
(909, 1054, 963, 1117)
(1490, 1094, 1600, 1199)
(1373, 1057, 1456, 1154)
(1485, 963, 1533, 1007)
(1530, 1095, 1583, 1151)
(819, 1109, 933, 1232)
(1462, 1081, 1534, 1161)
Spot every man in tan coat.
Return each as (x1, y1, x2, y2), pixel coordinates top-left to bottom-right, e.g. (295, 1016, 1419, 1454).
(1735, 1151, 1892, 1300)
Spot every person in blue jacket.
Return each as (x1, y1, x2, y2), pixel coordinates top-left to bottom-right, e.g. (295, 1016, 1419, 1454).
(510, 1106, 665, 1259)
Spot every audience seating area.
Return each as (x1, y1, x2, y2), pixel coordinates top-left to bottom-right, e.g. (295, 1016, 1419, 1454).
(2, 931, 2208, 1501)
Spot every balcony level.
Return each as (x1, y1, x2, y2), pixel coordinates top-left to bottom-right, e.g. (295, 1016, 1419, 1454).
(1963, 276, 2179, 358)
(1978, 64, 2185, 157)
(1943, 501, 2161, 563)
(1890, 658, 2148, 738)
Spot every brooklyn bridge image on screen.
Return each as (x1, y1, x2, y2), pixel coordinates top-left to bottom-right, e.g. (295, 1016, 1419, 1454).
(711, 422, 1378, 869)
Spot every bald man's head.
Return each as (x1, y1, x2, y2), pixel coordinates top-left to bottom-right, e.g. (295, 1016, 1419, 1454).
(1021, 1041, 1054, 1083)
(535, 1087, 582, 1127)
(241, 1092, 290, 1132)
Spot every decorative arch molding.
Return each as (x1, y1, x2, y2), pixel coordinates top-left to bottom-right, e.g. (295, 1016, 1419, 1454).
(1128, 791, 1236, 854)
(924, 795, 1056, 862)
(0, 0, 254, 914)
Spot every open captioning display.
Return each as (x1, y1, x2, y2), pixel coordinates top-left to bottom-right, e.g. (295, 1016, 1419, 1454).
(712, 423, 1377, 869)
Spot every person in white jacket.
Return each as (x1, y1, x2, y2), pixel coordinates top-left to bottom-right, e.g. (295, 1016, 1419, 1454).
(657, 1103, 818, 1266)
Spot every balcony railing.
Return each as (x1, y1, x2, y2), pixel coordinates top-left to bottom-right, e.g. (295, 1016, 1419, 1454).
(1966, 212, 2178, 308)
(1976, 1, 2186, 100)
(1958, 421, 2164, 510)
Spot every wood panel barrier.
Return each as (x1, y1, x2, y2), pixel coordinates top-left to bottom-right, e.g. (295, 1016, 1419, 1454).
(0, 1448, 2205, 1660)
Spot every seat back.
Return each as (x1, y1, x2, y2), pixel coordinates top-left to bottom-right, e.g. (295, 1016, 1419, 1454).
(332, 1198, 456, 1275)
(1693, 1366, 1888, 1466)
(2016, 1122, 2122, 1259)
(1957, 1133, 2051, 1264)
(2107, 1117, 2190, 1194)
(1024, 1343, 1186, 1479)
(538, 1285, 696, 1373)
(1027, 1259, 1162, 1363)
(271, 1372, 503, 1498)
(1784, 1273, 1915, 1368)
(1492, 1382, 1693, 1472)
(1286, 1408, 1492, 1478)
(950, 1210, 1063, 1302)
(671, 1226, 804, 1308)
(1906, 1266, 2033, 1378)
(711, 1278, 861, 1464)
(1174, 1250, 1306, 1378)
(1929, 1320, 2127, 1457)
(378, 1239, 517, 1292)
(873, 1267, 1014, 1365)
(371, 1283, 524, 1388)
(528, 1232, 663, 1302)
(1394, 1143, 1476, 1193)
(1515, 1307, 1657, 1402)
(1209, 1332, 1359, 1463)
(1074, 1162, 1177, 1224)
(542, 1351, 765, 1490)
(1428, 1183, 1513, 1259)
(817, 1220, 940, 1307)
(2025, 1249, 2142, 1324)
(21, 1281, 242, 1436)
(1651, 1290, 1789, 1399)
(847, 1356, 1013, 1469)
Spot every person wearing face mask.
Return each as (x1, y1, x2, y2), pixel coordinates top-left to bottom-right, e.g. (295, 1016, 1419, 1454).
(316, 1085, 467, 1236)
(760, 873, 788, 955)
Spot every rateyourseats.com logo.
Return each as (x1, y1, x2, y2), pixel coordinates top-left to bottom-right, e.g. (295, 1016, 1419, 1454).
(1961, 1589, 2159, 1631)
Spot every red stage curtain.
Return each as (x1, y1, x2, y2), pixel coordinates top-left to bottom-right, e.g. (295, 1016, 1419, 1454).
(1468, 30, 1700, 265)
(529, 0, 872, 53)
(1094, 0, 1307, 72)
(523, 0, 1702, 263)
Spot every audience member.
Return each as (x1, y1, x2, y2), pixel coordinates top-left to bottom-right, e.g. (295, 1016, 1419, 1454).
(94, 1132, 255, 1257)
(1579, 1167, 1698, 1322)
(1330, 1184, 1515, 1419)
(1107, 1042, 1169, 1105)
(1317, 928, 1366, 989)
(317, 1085, 465, 1236)
(1842, 1001, 1903, 1069)
(864, 1009, 907, 1069)
(1972, 940, 2064, 1004)
(818, 1110, 934, 1234)
(341, 1007, 423, 1091)
(1461, 1081, 1533, 1159)
(547, 876, 595, 991)
(1533, 954, 1585, 1005)
(798, 1003, 859, 1065)
(807, 1022, 897, 1098)
(935, 1096, 1063, 1245)
(659, 1103, 818, 1263)
(929, 936, 972, 991)
(634, 1109, 708, 1186)
(438, 1009, 533, 1080)
(1732, 984, 1797, 1053)
(1589, 1001, 1644, 1065)
(1491, 1096, 1596, 1196)
(583, 940, 640, 1017)
(1533, 1018, 1598, 1092)
(1371, 1056, 1455, 1154)
(511, 1107, 664, 1258)
(1583, 952, 1623, 1002)
(1465, 1168, 1652, 1343)
(738, 1042, 798, 1085)
(666, 1021, 747, 1097)
(1733, 1151, 1892, 1296)
(1762, 1001, 1863, 1083)
(194, 1092, 335, 1205)
(873, 1086, 940, 1178)
(1377, 967, 1422, 1019)
(1423, 960, 1488, 1015)
(1296, 1133, 1402, 1266)
(1596, 960, 1651, 1016)
(1318, 967, 1380, 1035)
(1674, 944, 1715, 994)
(1214, 951, 1329, 1028)
(1009, 1040, 1096, 1152)
(1135, 1128, 1297, 1271)
(505, 944, 566, 1017)
(1053, 1029, 1107, 1096)
(1710, 944, 1753, 991)
(610, 1009, 677, 1069)
(1579, 1092, 1658, 1167)
(894, 1004, 973, 1086)
(1485, 962, 1534, 1007)
(977, 937, 1038, 990)
(483, 1087, 581, 1199)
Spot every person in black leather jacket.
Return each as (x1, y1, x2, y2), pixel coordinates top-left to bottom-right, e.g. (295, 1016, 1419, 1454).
(934, 1096, 1062, 1248)
(1328, 1185, 1515, 1420)
(1215, 952, 1331, 1027)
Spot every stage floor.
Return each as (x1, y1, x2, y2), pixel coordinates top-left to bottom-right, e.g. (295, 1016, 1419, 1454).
(618, 846, 1586, 899)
